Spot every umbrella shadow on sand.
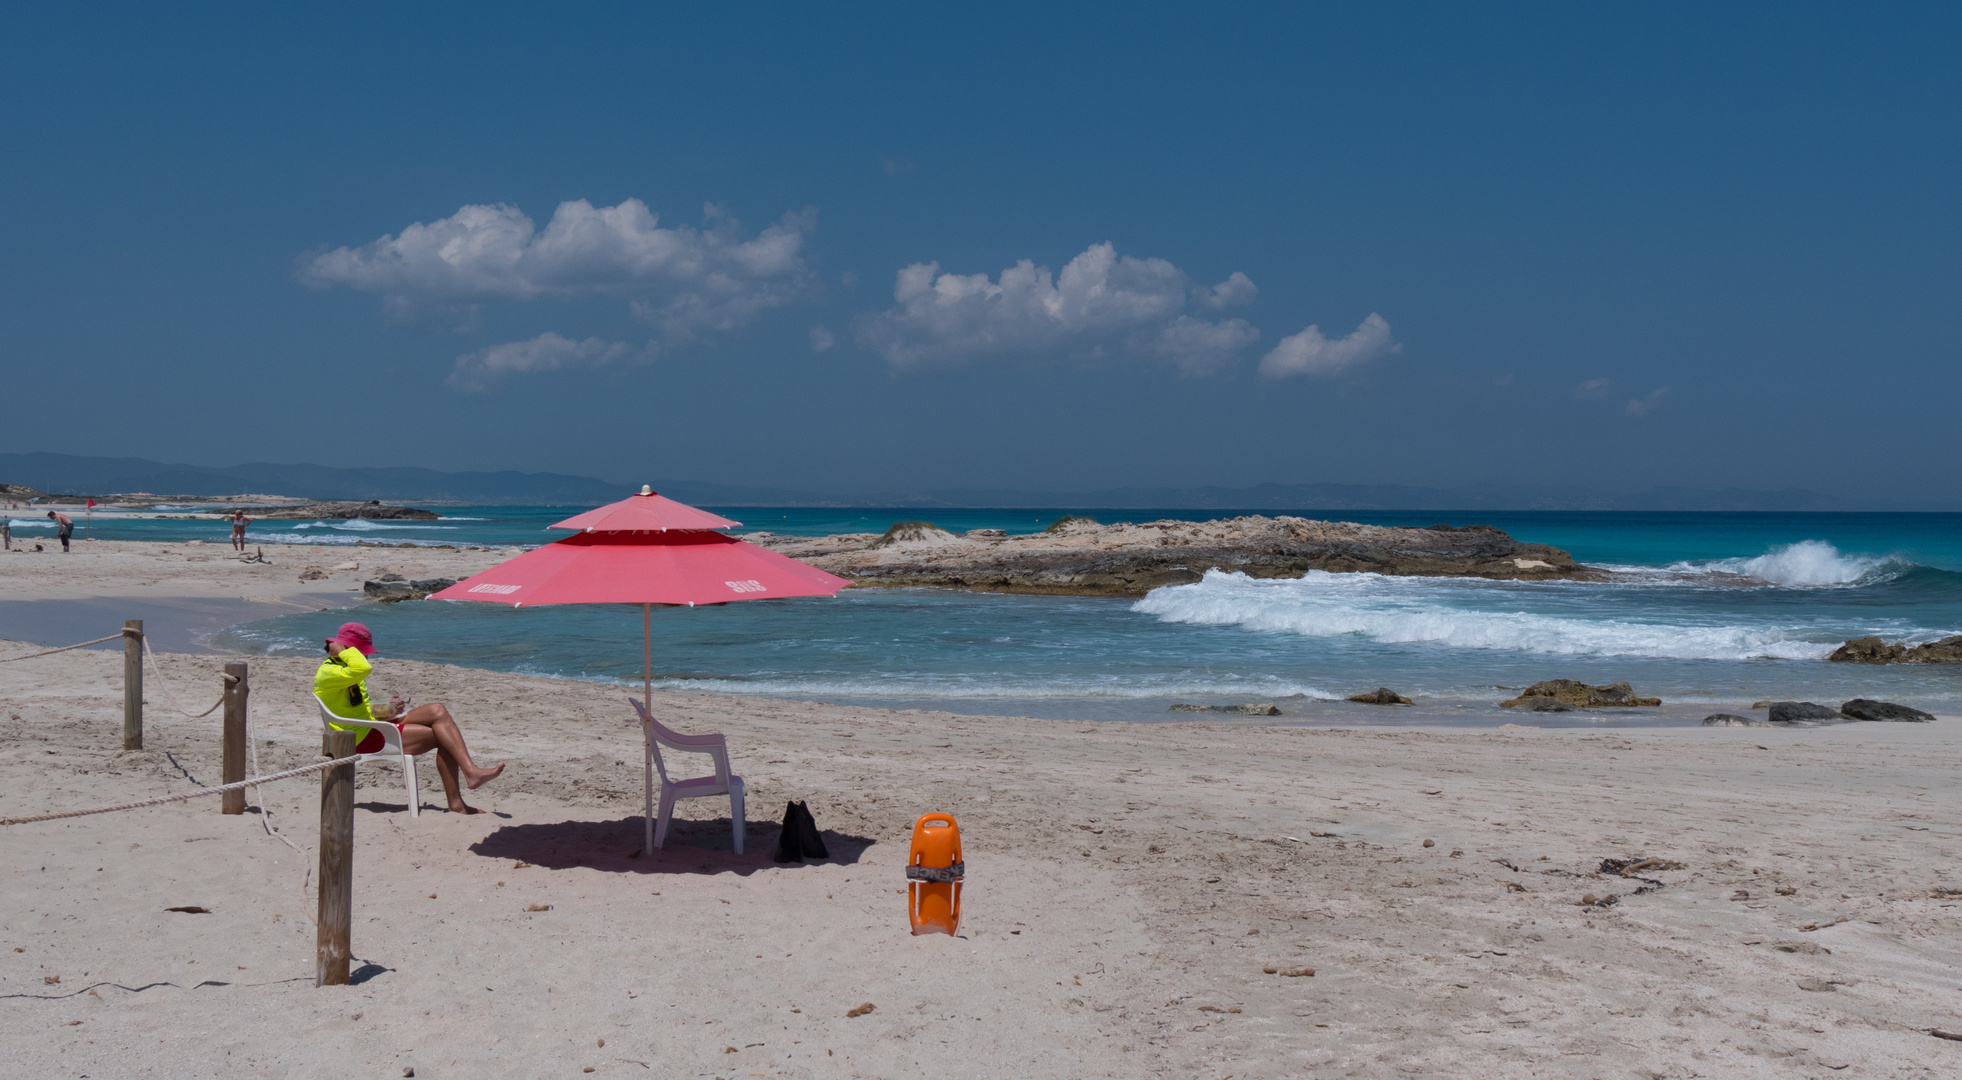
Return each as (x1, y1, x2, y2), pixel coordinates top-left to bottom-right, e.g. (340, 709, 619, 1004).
(467, 815, 875, 877)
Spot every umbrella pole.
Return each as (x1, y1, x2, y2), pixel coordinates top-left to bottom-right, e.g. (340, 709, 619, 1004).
(642, 603, 655, 857)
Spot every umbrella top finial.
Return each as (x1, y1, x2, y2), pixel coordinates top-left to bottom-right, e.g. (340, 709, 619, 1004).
(638, 485, 653, 496)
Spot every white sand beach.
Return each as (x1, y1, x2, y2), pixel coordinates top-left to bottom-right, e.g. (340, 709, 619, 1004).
(4, 622, 1961, 1077)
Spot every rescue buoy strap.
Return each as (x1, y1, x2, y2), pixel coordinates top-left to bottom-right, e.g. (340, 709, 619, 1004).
(905, 861, 965, 883)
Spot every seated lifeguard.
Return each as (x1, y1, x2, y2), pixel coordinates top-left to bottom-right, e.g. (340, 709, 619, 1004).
(314, 621, 505, 814)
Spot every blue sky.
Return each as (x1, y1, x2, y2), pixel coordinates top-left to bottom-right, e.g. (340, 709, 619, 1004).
(2, 3, 1958, 500)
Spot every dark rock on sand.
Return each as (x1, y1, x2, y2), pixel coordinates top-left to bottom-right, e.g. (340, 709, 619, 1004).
(1170, 703, 1282, 716)
(1767, 701, 1839, 724)
(1500, 680, 1661, 710)
(258, 500, 441, 521)
(364, 577, 457, 601)
(1348, 687, 1413, 705)
(1838, 699, 1935, 723)
(1827, 635, 1962, 664)
(1703, 714, 1771, 727)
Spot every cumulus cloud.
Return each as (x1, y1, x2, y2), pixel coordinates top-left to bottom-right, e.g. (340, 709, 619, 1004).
(1574, 377, 1614, 398)
(1625, 387, 1671, 416)
(1195, 271, 1257, 310)
(854, 242, 1260, 374)
(448, 333, 629, 392)
(1257, 313, 1399, 379)
(299, 199, 814, 336)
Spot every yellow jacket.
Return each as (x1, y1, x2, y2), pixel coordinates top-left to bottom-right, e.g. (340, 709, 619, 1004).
(315, 647, 392, 732)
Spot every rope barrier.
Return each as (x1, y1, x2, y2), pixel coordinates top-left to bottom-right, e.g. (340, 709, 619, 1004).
(0, 628, 308, 856)
(140, 633, 227, 719)
(0, 755, 359, 826)
(0, 633, 125, 664)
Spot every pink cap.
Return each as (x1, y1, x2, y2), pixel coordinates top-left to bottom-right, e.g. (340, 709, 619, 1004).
(335, 622, 376, 656)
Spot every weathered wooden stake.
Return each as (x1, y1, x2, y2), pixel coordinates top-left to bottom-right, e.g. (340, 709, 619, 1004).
(221, 661, 248, 814)
(315, 729, 356, 987)
(122, 620, 143, 751)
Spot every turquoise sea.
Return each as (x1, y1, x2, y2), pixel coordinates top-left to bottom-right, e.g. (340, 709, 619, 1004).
(20, 506, 1960, 725)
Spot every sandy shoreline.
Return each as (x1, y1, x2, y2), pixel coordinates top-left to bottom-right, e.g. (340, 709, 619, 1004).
(4, 632, 1961, 1078)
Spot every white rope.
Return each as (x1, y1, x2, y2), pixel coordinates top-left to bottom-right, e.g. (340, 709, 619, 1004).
(0, 633, 124, 664)
(139, 633, 227, 719)
(0, 755, 359, 826)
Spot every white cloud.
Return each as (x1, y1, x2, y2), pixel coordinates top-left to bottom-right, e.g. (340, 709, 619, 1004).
(808, 324, 836, 352)
(1625, 387, 1671, 416)
(1574, 377, 1614, 398)
(299, 199, 814, 336)
(1196, 271, 1257, 310)
(1257, 313, 1399, 379)
(448, 333, 629, 392)
(854, 242, 1260, 373)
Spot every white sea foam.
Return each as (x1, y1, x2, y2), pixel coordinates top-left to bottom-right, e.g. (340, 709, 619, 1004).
(1691, 540, 1893, 587)
(1132, 569, 1837, 661)
(290, 518, 457, 532)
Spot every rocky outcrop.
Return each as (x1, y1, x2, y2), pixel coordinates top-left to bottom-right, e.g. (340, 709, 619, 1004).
(1839, 699, 1935, 723)
(363, 576, 456, 601)
(1703, 714, 1771, 727)
(1348, 688, 1412, 705)
(1827, 635, 1962, 664)
(1767, 701, 1838, 724)
(747, 515, 1595, 598)
(1169, 703, 1282, 716)
(1500, 680, 1661, 711)
(258, 500, 441, 521)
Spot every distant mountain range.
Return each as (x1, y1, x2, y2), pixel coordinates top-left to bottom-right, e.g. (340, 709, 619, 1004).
(1, 451, 1947, 511)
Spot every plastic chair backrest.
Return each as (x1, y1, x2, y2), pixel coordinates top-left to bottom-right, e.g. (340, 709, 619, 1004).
(628, 697, 729, 788)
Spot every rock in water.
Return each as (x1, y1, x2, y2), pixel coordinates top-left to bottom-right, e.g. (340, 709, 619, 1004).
(1838, 699, 1935, 723)
(1347, 688, 1412, 705)
(1169, 703, 1282, 716)
(363, 577, 457, 602)
(1767, 701, 1839, 724)
(1828, 634, 1962, 664)
(1499, 680, 1661, 709)
(1703, 713, 1771, 727)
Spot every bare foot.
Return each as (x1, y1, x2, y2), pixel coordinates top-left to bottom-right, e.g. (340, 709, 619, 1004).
(447, 802, 483, 815)
(465, 763, 505, 790)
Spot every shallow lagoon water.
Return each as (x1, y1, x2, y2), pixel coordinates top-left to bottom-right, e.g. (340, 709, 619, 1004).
(207, 509, 1962, 726)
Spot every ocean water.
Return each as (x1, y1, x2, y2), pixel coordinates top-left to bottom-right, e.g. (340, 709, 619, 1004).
(191, 508, 1962, 727)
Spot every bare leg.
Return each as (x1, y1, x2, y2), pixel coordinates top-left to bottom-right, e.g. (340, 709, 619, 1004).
(430, 747, 464, 811)
(397, 703, 504, 813)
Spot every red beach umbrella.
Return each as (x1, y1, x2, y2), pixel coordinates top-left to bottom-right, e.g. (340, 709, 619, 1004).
(429, 486, 850, 850)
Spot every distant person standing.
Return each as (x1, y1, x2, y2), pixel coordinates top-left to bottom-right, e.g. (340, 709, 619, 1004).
(230, 509, 251, 552)
(1, 515, 11, 551)
(47, 510, 73, 553)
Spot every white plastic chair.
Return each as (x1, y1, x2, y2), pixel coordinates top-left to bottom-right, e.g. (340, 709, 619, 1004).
(315, 694, 422, 818)
(629, 697, 746, 855)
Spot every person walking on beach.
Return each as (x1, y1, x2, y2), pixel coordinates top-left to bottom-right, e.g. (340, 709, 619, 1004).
(314, 622, 506, 814)
(46, 510, 73, 552)
(229, 509, 250, 552)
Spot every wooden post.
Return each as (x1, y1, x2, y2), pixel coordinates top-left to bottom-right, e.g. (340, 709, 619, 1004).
(221, 662, 248, 814)
(122, 620, 143, 751)
(315, 729, 356, 987)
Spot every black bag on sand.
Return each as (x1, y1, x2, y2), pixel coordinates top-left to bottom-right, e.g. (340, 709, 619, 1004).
(773, 801, 829, 863)
(795, 801, 829, 860)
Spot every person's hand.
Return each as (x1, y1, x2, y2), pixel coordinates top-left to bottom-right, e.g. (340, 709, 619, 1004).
(389, 696, 406, 719)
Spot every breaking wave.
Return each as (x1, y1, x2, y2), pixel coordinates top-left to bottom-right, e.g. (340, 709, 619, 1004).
(1681, 540, 1904, 587)
(1133, 568, 1841, 661)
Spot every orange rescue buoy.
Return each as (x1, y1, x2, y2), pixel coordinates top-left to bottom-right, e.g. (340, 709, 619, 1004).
(905, 813, 963, 936)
